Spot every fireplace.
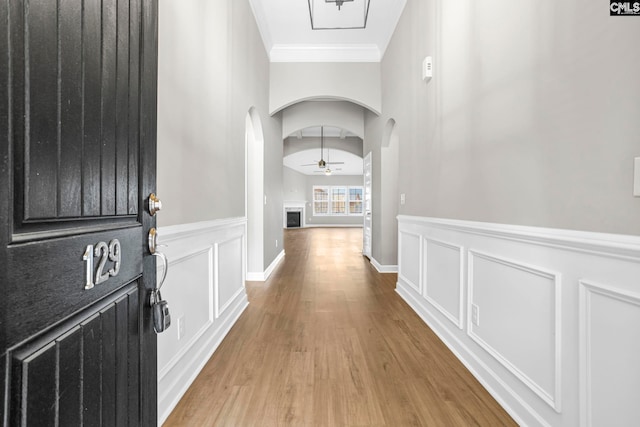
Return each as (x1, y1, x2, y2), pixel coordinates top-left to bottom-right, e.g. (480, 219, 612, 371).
(283, 202, 305, 229)
(286, 211, 301, 228)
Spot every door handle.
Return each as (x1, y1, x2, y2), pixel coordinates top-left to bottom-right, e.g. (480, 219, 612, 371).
(148, 227, 171, 333)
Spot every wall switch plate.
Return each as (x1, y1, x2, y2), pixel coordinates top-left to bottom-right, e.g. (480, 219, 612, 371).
(400, 193, 406, 205)
(634, 157, 640, 197)
(275, 239, 278, 248)
(422, 56, 433, 80)
(471, 304, 480, 326)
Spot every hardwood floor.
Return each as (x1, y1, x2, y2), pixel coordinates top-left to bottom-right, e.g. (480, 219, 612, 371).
(163, 227, 516, 426)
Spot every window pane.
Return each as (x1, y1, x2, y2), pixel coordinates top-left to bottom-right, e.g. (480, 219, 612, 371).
(332, 201, 346, 214)
(314, 201, 328, 214)
(332, 187, 346, 200)
(349, 187, 363, 201)
(314, 187, 328, 201)
(349, 201, 363, 214)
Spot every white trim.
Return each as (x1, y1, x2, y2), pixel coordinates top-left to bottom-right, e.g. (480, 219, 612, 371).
(303, 224, 363, 228)
(467, 250, 562, 412)
(247, 0, 273, 56)
(395, 215, 640, 426)
(397, 215, 640, 261)
(156, 218, 248, 426)
(579, 280, 640, 427)
(270, 44, 381, 62)
(158, 295, 248, 426)
(395, 284, 546, 427)
(422, 237, 465, 330)
(246, 249, 285, 282)
(214, 235, 246, 319)
(157, 248, 215, 381)
(398, 230, 422, 294)
(158, 217, 246, 241)
(370, 257, 398, 273)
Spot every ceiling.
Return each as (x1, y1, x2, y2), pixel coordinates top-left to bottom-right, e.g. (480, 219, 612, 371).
(288, 126, 358, 139)
(284, 126, 363, 176)
(284, 148, 364, 176)
(249, 0, 407, 62)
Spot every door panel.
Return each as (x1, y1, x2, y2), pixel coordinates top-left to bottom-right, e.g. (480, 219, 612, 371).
(16, 0, 140, 224)
(6, 226, 142, 350)
(1, 0, 158, 425)
(10, 283, 140, 426)
(363, 152, 372, 258)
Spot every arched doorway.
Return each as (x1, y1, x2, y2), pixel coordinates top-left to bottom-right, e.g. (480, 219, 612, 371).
(246, 108, 265, 278)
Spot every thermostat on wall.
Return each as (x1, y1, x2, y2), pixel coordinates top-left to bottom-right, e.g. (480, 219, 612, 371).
(422, 56, 433, 80)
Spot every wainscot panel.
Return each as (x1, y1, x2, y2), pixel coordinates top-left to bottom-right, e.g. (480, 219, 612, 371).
(156, 218, 248, 425)
(396, 215, 640, 427)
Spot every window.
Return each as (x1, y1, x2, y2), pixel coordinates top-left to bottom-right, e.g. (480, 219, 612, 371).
(313, 186, 364, 216)
(349, 187, 363, 214)
(313, 187, 329, 214)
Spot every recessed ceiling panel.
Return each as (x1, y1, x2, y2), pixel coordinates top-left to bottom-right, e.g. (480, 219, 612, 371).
(249, 0, 407, 62)
(309, 0, 370, 30)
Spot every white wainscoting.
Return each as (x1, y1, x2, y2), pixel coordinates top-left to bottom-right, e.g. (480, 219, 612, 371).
(156, 217, 249, 425)
(396, 215, 640, 427)
(370, 257, 398, 273)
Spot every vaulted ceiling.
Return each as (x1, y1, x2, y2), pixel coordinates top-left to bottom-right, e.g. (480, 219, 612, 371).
(249, 0, 406, 174)
(249, 0, 407, 62)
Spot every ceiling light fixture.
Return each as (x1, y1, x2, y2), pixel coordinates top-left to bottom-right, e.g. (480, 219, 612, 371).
(319, 127, 327, 168)
(308, 0, 370, 30)
(327, 0, 353, 11)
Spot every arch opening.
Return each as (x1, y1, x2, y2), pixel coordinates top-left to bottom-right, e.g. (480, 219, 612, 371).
(246, 108, 265, 275)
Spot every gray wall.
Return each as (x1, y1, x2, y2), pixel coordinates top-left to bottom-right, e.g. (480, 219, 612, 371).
(283, 166, 307, 203)
(270, 62, 381, 114)
(364, 0, 640, 242)
(283, 167, 364, 227)
(157, 0, 283, 268)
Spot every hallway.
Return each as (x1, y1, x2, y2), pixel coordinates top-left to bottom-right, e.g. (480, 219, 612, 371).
(163, 228, 516, 426)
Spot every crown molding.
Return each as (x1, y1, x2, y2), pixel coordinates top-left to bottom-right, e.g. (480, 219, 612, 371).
(248, 0, 273, 54)
(270, 44, 381, 62)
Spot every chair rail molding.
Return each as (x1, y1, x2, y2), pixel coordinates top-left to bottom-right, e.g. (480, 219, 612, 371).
(396, 215, 640, 427)
(156, 217, 249, 425)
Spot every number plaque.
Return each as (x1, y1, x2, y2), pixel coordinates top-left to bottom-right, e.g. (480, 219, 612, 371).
(82, 239, 122, 290)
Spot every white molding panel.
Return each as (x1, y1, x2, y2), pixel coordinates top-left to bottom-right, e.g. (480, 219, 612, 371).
(157, 217, 249, 425)
(269, 44, 381, 63)
(579, 280, 640, 427)
(215, 236, 245, 319)
(423, 237, 464, 329)
(468, 250, 562, 412)
(398, 230, 422, 294)
(396, 215, 640, 427)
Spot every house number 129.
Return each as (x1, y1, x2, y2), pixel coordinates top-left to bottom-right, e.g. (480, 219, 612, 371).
(82, 239, 122, 290)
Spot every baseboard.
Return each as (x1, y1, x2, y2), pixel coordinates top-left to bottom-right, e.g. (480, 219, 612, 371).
(158, 295, 248, 426)
(302, 224, 363, 228)
(156, 217, 249, 425)
(370, 257, 398, 273)
(246, 249, 285, 281)
(396, 283, 538, 427)
(396, 215, 640, 427)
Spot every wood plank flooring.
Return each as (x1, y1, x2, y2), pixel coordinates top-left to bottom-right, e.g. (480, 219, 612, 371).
(163, 227, 516, 426)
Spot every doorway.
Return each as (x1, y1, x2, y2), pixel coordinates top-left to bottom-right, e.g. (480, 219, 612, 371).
(363, 152, 373, 258)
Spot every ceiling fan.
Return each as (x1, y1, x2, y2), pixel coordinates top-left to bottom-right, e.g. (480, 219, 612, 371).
(300, 126, 345, 168)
